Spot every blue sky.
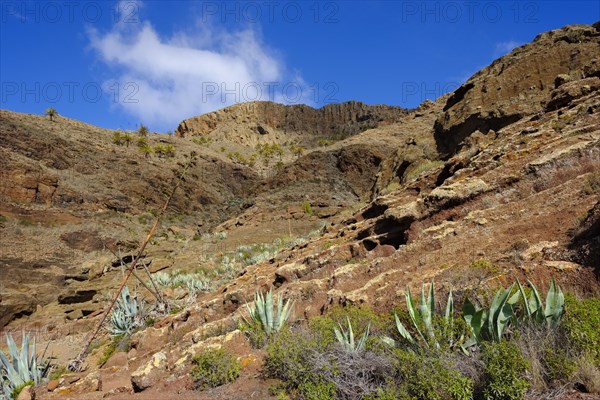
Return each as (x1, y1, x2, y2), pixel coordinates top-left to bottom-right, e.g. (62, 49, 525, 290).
(1, 1, 598, 132)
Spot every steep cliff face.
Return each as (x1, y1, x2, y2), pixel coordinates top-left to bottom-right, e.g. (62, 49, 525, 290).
(435, 22, 600, 156)
(175, 101, 417, 205)
(176, 101, 410, 145)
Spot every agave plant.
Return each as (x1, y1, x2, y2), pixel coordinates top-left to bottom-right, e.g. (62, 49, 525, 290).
(334, 317, 370, 353)
(0, 333, 50, 399)
(218, 255, 239, 279)
(185, 277, 211, 293)
(243, 289, 294, 335)
(152, 272, 172, 287)
(107, 286, 145, 336)
(463, 283, 520, 346)
(516, 278, 564, 328)
(384, 282, 464, 352)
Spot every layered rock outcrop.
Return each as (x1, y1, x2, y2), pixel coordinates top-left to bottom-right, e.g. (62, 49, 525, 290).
(435, 22, 600, 156)
(176, 101, 410, 144)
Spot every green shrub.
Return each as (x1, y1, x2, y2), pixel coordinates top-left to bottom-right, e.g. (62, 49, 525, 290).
(481, 341, 529, 400)
(191, 348, 240, 389)
(276, 391, 291, 400)
(97, 334, 130, 366)
(154, 144, 176, 157)
(317, 138, 334, 147)
(45, 107, 57, 121)
(290, 144, 305, 158)
(239, 318, 269, 348)
(138, 124, 149, 137)
(393, 348, 473, 400)
(543, 345, 577, 383)
(562, 294, 600, 366)
(363, 386, 409, 400)
(298, 380, 336, 400)
(470, 259, 499, 275)
(191, 136, 212, 146)
(138, 144, 153, 157)
(264, 328, 324, 390)
(256, 143, 284, 166)
(121, 133, 133, 147)
(551, 120, 566, 132)
(301, 201, 313, 215)
(227, 151, 254, 166)
(112, 130, 125, 145)
(136, 137, 148, 147)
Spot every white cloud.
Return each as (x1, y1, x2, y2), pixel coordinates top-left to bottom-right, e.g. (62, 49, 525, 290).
(88, 6, 308, 131)
(493, 40, 523, 58)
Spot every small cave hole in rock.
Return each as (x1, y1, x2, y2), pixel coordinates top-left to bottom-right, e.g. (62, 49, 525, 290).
(273, 274, 287, 288)
(362, 239, 378, 251)
(372, 217, 411, 249)
(435, 162, 458, 186)
(111, 254, 140, 268)
(58, 290, 97, 305)
(377, 232, 408, 249)
(362, 203, 389, 220)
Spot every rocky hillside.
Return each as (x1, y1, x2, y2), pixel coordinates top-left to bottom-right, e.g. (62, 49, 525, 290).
(0, 100, 413, 328)
(435, 22, 600, 155)
(0, 21, 599, 400)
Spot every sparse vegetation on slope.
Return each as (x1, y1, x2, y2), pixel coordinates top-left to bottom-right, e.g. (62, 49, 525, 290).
(261, 281, 598, 400)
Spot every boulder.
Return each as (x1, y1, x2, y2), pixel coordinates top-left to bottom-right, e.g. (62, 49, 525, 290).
(130, 326, 170, 356)
(16, 385, 34, 400)
(55, 372, 101, 395)
(103, 351, 129, 369)
(46, 380, 60, 392)
(545, 77, 600, 111)
(131, 351, 168, 392)
(425, 178, 488, 210)
(65, 309, 83, 320)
